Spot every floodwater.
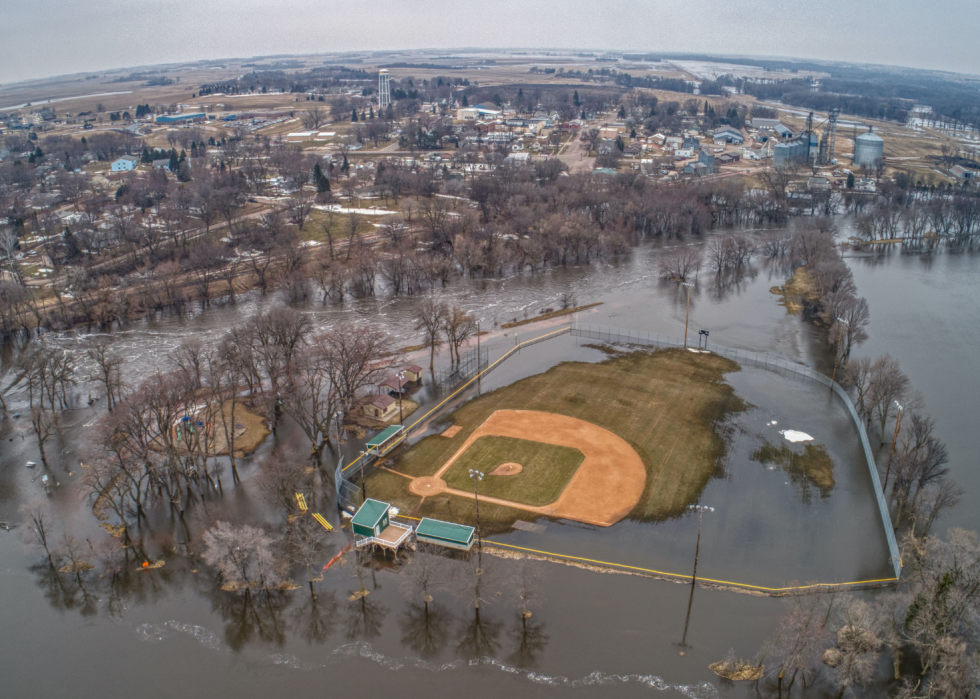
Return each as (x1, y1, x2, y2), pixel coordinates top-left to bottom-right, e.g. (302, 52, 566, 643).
(0, 230, 975, 698)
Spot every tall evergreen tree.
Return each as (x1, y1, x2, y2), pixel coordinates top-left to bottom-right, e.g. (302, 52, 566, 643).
(351, 108, 358, 122)
(168, 150, 179, 172)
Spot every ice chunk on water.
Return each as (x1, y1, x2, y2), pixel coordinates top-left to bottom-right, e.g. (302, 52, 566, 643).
(780, 430, 813, 443)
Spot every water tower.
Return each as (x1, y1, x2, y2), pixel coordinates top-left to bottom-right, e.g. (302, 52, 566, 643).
(378, 69, 391, 109)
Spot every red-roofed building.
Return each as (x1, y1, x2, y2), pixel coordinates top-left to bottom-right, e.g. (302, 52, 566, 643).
(363, 394, 398, 420)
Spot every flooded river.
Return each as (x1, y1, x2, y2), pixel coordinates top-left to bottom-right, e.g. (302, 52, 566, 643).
(1, 229, 976, 698)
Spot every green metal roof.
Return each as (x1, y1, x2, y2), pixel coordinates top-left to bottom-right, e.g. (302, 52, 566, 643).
(416, 517, 474, 544)
(352, 499, 389, 528)
(366, 425, 404, 448)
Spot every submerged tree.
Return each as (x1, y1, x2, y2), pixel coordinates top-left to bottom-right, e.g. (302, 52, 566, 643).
(202, 521, 286, 593)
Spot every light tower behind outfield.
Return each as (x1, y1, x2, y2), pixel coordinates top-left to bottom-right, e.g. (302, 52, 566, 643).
(378, 69, 391, 109)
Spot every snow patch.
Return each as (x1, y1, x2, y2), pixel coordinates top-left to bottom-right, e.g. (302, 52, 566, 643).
(780, 430, 813, 443)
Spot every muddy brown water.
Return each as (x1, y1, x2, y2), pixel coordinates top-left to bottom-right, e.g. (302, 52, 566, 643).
(0, 229, 975, 697)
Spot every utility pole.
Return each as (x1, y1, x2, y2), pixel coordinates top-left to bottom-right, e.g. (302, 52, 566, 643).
(469, 469, 484, 570)
(682, 282, 693, 348)
(884, 400, 904, 490)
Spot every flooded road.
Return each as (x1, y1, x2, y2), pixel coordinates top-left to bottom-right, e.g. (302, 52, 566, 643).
(0, 231, 976, 698)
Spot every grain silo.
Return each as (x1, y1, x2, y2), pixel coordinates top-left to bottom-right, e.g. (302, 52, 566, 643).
(853, 127, 884, 167)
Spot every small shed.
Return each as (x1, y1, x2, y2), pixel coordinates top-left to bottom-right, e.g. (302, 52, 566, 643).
(403, 364, 423, 382)
(363, 394, 398, 420)
(365, 424, 405, 455)
(352, 499, 391, 538)
(416, 518, 475, 551)
(379, 375, 410, 393)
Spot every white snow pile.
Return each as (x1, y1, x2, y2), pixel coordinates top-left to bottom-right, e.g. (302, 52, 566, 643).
(780, 430, 814, 443)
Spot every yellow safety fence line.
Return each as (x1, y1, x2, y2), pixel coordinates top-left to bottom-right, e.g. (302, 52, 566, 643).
(389, 513, 897, 594)
(343, 326, 571, 474)
(478, 541, 899, 593)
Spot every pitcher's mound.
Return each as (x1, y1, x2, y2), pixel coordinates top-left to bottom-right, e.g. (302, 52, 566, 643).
(491, 462, 523, 476)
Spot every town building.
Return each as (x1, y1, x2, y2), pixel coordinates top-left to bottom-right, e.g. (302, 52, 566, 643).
(154, 113, 207, 124)
(111, 156, 138, 172)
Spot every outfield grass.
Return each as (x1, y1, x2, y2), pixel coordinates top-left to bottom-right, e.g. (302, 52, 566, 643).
(366, 348, 745, 526)
(443, 436, 584, 507)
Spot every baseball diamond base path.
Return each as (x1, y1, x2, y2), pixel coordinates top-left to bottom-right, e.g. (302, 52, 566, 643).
(407, 409, 646, 527)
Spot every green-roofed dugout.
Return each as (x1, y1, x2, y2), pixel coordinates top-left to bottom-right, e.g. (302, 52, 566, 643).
(416, 517, 475, 551)
(352, 499, 390, 537)
(366, 425, 404, 451)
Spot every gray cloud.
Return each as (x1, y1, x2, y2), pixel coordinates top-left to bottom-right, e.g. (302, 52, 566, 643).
(1, 0, 978, 84)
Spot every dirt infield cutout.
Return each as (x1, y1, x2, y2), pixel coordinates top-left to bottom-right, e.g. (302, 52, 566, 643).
(408, 410, 645, 526)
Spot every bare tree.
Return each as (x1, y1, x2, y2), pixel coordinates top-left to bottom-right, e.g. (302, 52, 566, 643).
(301, 106, 327, 131)
(280, 342, 341, 462)
(658, 247, 703, 281)
(320, 323, 393, 419)
(580, 127, 601, 154)
(286, 196, 315, 231)
(558, 291, 578, 310)
(19, 500, 59, 566)
(344, 212, 362, 261)
(287, 515, 331, 598)
(202, 521, 286, 593)
(443, 305, 475, 367)
(85, 337, 124, 411)
(824, 598, 884, 698)
(413, 298, 447, 370)
(401, 543, 446, 617)
(761, 593, 831, 691)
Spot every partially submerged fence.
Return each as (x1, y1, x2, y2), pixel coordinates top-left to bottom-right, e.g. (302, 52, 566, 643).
(570, 322, 902, 580)
(435, 347, 489, 388)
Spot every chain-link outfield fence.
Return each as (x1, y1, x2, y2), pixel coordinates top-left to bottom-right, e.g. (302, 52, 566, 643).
(570, 322, 902, 580)
(341, 322, 901, 590)
(335, 457, 361, 514)
(435, 347, 489, 388)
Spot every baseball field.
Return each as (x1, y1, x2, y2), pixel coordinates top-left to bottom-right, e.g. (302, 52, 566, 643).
(365, 348, 745, 531)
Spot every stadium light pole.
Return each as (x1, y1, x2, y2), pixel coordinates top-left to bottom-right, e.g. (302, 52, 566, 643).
(688, 504, 714, 586)
(359, 451, 367, 502)
(396, 371, 406, 424)
(884, 400, 904, 490)
(678, 504, 714, 648)
(469, 469, 485, 569)
(830, 317, 849, 387)
(682, 282, 693, 348)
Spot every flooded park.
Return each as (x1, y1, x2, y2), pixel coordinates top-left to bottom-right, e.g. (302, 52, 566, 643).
(2, 225, 979, 698)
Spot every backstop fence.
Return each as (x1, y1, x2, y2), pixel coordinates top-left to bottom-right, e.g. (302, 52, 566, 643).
(335, 457, 361, 514)
(570, 322, 902, 579)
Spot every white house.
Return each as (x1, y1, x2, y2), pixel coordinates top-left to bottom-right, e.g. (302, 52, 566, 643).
(111, 156, 138, 172)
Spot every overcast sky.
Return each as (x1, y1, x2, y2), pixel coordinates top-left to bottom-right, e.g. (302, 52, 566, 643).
(2, 0, 979, 85)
